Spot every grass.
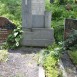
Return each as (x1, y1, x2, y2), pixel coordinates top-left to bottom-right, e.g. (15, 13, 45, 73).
(0, 50, 8, 62)
(68, 50, 77, 65)
(43, 55, 59, 77)
(42, 44, 63, 77)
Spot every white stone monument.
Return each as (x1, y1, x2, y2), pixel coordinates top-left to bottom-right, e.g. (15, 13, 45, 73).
(22, 0, 54, 46)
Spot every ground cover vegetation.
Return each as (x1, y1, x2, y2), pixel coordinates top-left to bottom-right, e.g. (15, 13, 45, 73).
(44, 0, 77, 77)
(0, 0, 22, 49)
(42, 43, 63, 77)
(0, 0, 77, 77)
(64, 29, 77, 65)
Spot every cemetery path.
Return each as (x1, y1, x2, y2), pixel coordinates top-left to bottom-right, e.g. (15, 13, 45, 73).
(0, 47, 42, 77)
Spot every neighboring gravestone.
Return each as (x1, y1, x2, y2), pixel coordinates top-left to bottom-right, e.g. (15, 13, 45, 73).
(22, 0, 54, 46)
(64, 19, 77, 40)
(0, 17, 16, 45)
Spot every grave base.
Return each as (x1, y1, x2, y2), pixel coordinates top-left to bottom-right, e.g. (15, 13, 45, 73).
(21, 28, 54, 47)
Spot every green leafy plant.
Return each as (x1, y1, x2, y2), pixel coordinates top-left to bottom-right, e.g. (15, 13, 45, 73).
(42, 44, 63, 77)
(44, 55, 59, 77)
(0, 0, 21, 26)
(54, 0, 67, 4)
(59, 0, 67, 4)
(52, 8, 63, 20)
(64, 29, 77, 64)
(0, 50, 8, 62)
(64, 29, 77, 49)
(68, 50, 77, 65)
(3, 27, 23, 49)
(53, 23, 64, 44)
(45, 0, 52, 11)
(51, 2, 77, 43)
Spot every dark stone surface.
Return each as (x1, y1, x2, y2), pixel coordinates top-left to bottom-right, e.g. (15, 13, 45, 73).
(64, 19, 77, 40)
(0, 17, 16, 44)
(60, 51, 77, 77)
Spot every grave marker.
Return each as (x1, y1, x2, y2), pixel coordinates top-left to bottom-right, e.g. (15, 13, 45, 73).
(0, 17, 16, 45)
(22, 0, 54, 46)
(64, 19, 77, 40)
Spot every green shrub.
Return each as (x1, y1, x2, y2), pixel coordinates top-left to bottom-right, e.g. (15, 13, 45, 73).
(52, 8, 63, 20)
(54, 0, 67, 4)
(63, 10, 77, 19)
(52, 20, 64, 43)
(43, 44, 63, 77)
(68, 50, 77, 64)
(59, 0, 67, 4)
(44, 55, 59, 77)
(0, 0, 21, 26)
(51, 3, 77, 44)
(64, 29, 77, 49)
(45, 0, 52, 11)
(2, 27, 23, 49)
(0, 50, 8, 62)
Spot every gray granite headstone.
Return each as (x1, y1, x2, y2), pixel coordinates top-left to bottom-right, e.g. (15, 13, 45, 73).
(22, 0, 32, 28)
(22, 0, 54, 47)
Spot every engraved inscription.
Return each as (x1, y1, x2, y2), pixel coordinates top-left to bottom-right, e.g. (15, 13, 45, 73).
(0, 29, 9, 44)
(32, 0, 45, 15)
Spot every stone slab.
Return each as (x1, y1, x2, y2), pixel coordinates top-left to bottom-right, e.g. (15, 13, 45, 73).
(21, 28, 54, 47)
(64, 19, 77, 40)
(39, 66, 45, 77)
(22, 0, 32, 28)
(32, 0, 45, 15)
(32, 0, 45, 28)
(45, 11, 51, 28)
(32, 15, 45, 28)
(22, 0, 45, 28)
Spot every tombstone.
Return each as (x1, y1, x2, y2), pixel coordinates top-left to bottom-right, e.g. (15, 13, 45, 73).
(22, 0, 54, 47)
(0, 17, 16, 45)
(64, 19, 77, 40)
